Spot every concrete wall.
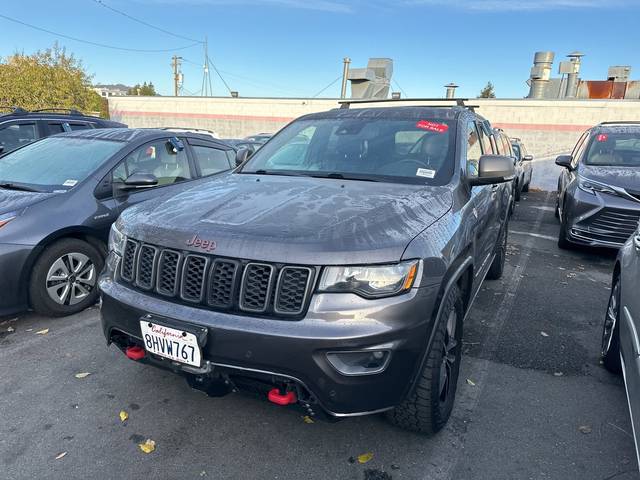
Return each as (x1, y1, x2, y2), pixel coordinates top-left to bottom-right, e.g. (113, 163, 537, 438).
(108, 96, 640, 158)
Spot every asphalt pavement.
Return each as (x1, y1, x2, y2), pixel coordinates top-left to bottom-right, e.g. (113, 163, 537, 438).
(1, 191, 638, 480)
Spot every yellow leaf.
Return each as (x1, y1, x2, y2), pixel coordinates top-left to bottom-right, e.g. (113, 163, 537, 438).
(119, 410, 129, 422)
(35, 328, 49, 335)
(139, 439, 156, 454)
(357, 453, 373, 464)
(74, 372, 91, 379)
(302, 416, 314, 424)
(55, 452, 67, 460)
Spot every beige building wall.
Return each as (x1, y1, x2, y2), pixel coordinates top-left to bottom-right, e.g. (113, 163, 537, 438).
(108, 96, 640, 157)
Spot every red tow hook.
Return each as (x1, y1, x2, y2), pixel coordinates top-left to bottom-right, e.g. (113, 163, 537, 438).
(268, 388, 297, 406)
(125, 345, 146, 361)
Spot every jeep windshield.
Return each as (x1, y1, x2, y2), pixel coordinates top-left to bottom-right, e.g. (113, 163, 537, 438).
(0, 136, 124, 192)
(240, 116, 456, 185)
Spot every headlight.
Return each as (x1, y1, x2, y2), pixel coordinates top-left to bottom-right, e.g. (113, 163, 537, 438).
(0, 211, 18, 229)
(108, 222, 126, 256)
(578, 178, 616, 196)
(318, 260, 419, 299)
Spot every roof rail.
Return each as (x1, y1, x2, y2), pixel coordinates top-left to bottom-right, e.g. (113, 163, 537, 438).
(31, 108, 84, 116)
(160, 127, 216, 135)
(598, 121, 640, 126)
(0, 106, 29, 116)
(338, 97, 478, 111)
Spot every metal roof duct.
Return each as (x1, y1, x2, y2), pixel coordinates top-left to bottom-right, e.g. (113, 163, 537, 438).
(527, 51, 555, 99)
(347, 58, 393, 99)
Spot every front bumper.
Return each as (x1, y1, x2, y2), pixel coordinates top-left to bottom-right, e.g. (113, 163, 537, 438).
(565, 188, 640, 248)
(99, 274, 439, 417)
(0, 243, 34, 317)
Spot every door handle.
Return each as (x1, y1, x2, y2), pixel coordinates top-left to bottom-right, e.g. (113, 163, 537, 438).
(491, 184, 500, 191)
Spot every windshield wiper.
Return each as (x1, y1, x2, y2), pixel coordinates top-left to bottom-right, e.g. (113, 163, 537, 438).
(312, 172, 379, 182)
(246, 169, 308, 177)
(0, 182, 42, 192)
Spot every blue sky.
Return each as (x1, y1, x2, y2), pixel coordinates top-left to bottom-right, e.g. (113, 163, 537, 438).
(0, 0, 639, 98)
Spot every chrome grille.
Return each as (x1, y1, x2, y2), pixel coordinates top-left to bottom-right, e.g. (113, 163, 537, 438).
(582, 208, 640, 245)
(118, 239, 314, 318)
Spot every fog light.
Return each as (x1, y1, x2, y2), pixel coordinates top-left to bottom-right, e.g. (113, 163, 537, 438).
(326, 350, 391, 376)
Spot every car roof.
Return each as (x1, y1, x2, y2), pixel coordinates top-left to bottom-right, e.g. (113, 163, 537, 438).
(298, 106, 465, 122)
(594, 122, 640, 133)
(0, 109, 120, 124)
(57, 128, 235, 148)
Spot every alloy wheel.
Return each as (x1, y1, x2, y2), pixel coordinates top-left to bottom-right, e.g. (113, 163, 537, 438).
(602, 280, 620, 357)
(45, 252, 96, 306)
(439, 310, 459, 403)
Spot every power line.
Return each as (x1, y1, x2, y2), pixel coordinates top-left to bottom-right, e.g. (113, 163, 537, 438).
(91, 0, 203, 44)
(0, 12, 201, 53)
(207, 55, 233, 95)
(393, 79, 408, 98)
(311, 75, 342, 98)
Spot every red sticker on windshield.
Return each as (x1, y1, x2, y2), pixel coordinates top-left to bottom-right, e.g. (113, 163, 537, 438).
(416, 120, 449, 133)
(597, 134, 609, 142)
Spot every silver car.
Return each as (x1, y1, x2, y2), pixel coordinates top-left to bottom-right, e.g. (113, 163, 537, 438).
(601, 225, 640, 466)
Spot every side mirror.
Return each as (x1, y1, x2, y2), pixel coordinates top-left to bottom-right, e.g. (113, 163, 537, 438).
(235, 147, 251, 167)
(469, 155, 516, 186)
(555, 155, 573, 169)
(523, 154, 534, 161)
(167, 137, 184, 153)
(117, 172, 158, 191)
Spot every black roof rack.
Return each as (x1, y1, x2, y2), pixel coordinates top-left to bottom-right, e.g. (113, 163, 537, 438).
(598, 121, 640, 126)
(338, 97, 478, 111)
(0, 106, 29, 116)
(31, 108, 84, 116)
(159, 127, 216, 135)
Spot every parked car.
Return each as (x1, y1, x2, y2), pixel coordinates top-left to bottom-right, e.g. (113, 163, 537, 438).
(160, 127, 218, 139)
(493, 128, 521, 203)
(510, 137, 534, 193)
(0, 128, 236, 317)
(556, 122, 640, 249)
(601, 224, 640, 466)
(244, 133, 272, 144)
(223, 139, 263, 156)
(99, 103, 515, 434)
(0, 107, 125, 155)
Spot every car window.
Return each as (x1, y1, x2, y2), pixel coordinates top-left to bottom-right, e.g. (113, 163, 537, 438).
(573, 133, 591, 167)
(192, 145, 232, 176)
(113, 139, 192, 186)
(494, 134, 504, 155)
(501, 135, 513, 157)
(0, 123, 38, 154)
(477, 123, 493, 155)
(584, 132, 640, 167)
(69, 123, 91, 131)
(511, 143, 521, 161)
(48, 123, 66, 135)
(0, 136, 123, 191)
(467, 121, 482, 177)
(242, 118, 455, 185)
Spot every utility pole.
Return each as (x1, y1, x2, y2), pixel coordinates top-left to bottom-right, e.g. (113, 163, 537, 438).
(201, 37, 213, 97)
(172, 55, 183, 97)
(340, 57, 351, 99)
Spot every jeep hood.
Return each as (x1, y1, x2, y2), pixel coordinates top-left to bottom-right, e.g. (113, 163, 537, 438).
(121, 173, 453, 265)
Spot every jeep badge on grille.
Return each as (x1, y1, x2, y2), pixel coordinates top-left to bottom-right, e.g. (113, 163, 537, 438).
(186, 234, 217, 252)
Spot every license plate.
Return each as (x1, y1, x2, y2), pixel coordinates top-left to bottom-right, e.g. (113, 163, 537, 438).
(140, 321, 202, 367)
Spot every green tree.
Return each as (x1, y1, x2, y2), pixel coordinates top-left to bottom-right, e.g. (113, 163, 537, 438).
(0, 43, 105, 116)
(128, 82, 158, 96)
(478, 81, 496, 98)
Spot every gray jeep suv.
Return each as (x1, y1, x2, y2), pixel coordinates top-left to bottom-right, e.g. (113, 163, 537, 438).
(99, 103, 515, 434)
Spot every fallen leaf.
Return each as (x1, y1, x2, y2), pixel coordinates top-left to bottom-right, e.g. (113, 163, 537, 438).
(553, 372, 563, 377)
(540, 331, 549, 337)
(357, 453, 374, 464)
(74, 372, 91, 379)
(7, 326, 15, 332)
(26, 328, 33, 332)
(119, 410, 129, 422)
(579, 425, 592, 434)
(199, 472, 207, 477)
(55, 452, 67, 460)
(139, 439, 156, 454)
(35, 329, 49, 335)
(302, 416, 314, 424)
(466, 379, 476, 386)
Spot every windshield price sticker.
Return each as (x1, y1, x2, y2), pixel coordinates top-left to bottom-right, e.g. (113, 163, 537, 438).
(416, 168, 436, 178)
(63, 179, 78, 187)
(416, 120, 449, 133)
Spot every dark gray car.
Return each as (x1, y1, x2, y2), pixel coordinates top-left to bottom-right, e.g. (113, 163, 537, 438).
(601, 223, 640, 468)
(99, 104, 514, 434)
(556, 123, 640, 249)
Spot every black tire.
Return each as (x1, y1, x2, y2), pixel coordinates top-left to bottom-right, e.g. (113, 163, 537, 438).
(602, 276, 622, 374)
(522, 181, 530, 193)
(387, 285, 463, 435)
(29, 238, 103, 317)
(486, 221, 508, 280)
(514, 182, 521, 202)
(555, 198, 560, 219)
(557, 217, 572, 250)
